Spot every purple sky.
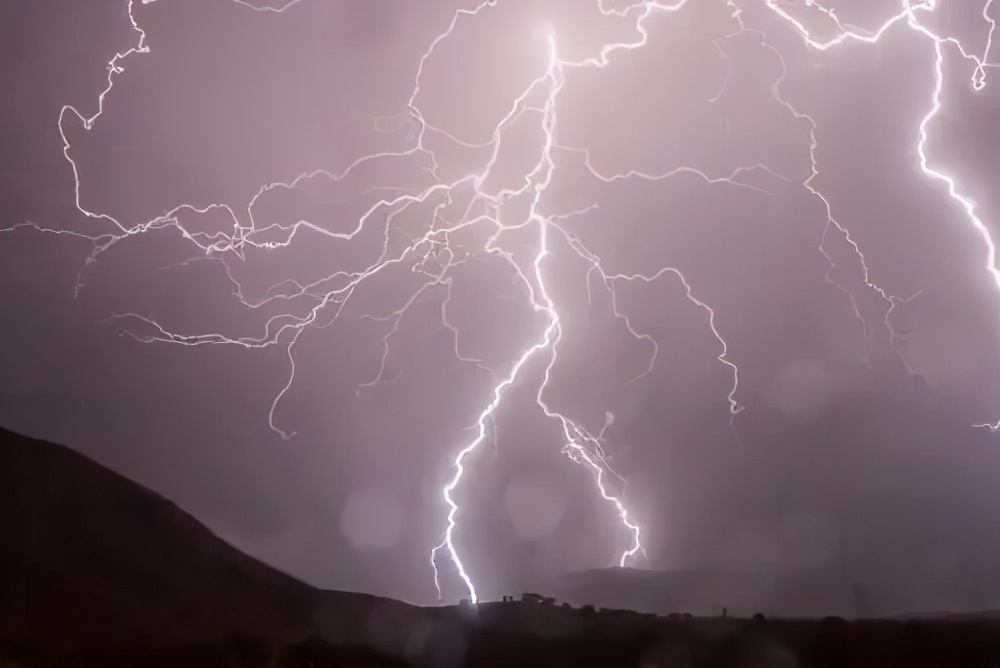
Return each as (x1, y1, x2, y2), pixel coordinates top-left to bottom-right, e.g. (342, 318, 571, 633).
(2, 0, 999, 608)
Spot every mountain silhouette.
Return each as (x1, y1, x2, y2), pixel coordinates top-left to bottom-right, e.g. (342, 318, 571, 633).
(0, 426, 416, 665)
(1, 425, 997, 668)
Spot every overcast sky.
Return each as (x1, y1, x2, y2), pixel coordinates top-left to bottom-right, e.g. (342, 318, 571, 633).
(1, 0, 999, 608)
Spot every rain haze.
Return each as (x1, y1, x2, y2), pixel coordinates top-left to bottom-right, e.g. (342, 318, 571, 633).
(1, 0, 999, 612)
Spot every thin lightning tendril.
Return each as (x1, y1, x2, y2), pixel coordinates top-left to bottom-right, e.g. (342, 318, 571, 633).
(7, 0, 1000, 603)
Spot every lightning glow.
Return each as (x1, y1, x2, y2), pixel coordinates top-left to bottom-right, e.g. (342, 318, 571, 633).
(7, 0, 1000, 604)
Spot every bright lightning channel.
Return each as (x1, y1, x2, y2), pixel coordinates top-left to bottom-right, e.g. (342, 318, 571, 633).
(5, 0, 999, 606)
(762, 0, 1000, 429)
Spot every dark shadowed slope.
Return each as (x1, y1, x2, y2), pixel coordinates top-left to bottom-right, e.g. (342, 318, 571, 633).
(0, 425, 311, 649)
(0, 426, 419, 663)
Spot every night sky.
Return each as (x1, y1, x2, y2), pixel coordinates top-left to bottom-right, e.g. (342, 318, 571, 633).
(2, 0, 999, 608)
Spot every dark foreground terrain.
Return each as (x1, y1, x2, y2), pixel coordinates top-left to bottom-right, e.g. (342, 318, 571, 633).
(1, 427, 997, 667)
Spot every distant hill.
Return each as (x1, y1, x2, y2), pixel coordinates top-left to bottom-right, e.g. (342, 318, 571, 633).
(532, 567, 854, 618)
(533, 565, 1000, 620)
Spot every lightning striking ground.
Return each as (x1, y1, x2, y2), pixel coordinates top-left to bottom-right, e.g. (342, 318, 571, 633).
(7, 0, 1000, 604)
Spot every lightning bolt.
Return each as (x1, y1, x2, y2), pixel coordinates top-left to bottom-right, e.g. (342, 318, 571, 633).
(760, 0, 1000, 429)
(6, 0, 999, 605)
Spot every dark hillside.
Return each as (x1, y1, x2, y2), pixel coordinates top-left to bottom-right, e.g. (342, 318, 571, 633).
(1, 426, 996, 668)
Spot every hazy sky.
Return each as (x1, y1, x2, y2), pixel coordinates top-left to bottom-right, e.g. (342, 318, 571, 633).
(2, 0, 999, 608)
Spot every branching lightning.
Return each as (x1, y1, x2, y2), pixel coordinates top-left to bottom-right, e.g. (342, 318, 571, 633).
(7, 0, 1000, 603)
(762, 0, 1000, 428)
